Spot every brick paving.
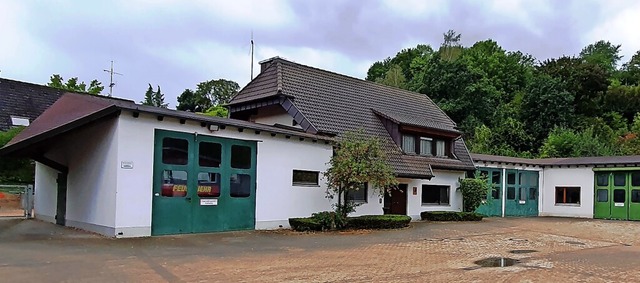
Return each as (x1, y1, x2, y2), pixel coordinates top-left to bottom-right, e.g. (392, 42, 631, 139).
(1, 217, 640, 282)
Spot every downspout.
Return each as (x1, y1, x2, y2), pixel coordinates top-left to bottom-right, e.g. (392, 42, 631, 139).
(501, 167, 506, 217)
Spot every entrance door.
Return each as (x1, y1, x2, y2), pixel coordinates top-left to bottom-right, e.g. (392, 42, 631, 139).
(611, 172, 629, 220)
(152, 130, 257, 235)
(630, 172, 640, 221)
(191, 137, 256, 233)
(384, 184, 407, 215)
(475, 168, 502, 217)
(55, 173, 67, 226)
(152, 131, 193, 235)
(504, 170, 539, 217)
(594, 172, 611, 219)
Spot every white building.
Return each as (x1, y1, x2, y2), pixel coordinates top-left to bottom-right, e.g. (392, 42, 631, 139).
(472, 154, 640, 220)
(1, 58, 477, 237)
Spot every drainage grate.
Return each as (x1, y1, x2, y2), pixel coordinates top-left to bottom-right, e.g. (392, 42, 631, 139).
(509, 249, 538, 254)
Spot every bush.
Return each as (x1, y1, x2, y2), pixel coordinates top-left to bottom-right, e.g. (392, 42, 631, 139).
(346, 215, 411, 229)
(289, 217, 323, 231)
(458, 177, 489, 212)
(420, 211, 483, 221)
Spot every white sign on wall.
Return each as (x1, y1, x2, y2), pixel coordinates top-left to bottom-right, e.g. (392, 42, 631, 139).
(121, 161, 134, 169)
(200, 199, 218, 206)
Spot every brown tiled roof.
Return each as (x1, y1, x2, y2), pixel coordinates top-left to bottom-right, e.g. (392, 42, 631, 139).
(471, 153, 640, 167)
(0, 78, 65, 131)
(372, 109, 461, 134)
(1, 93, 334, 157)
(229, 57, 476, 177)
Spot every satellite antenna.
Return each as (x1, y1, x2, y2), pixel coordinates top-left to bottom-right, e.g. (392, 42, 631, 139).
(103, 60, 123, 97)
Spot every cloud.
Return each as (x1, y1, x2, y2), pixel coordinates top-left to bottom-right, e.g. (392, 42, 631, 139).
(1, 0, 639, 109)
(585, 0, 640, 62)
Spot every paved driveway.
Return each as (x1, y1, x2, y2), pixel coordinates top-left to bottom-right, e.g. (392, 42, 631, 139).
(1, 217, 640, 282)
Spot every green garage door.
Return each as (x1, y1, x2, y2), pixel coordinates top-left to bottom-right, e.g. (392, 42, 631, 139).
(504, 170, 539, 217)
(594, 171, 640, 221)
(475, 168, 502, 217)
(152, 129, 257, 236)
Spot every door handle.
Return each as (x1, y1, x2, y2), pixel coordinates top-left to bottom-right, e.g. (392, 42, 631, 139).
(185, 197, 192, 202)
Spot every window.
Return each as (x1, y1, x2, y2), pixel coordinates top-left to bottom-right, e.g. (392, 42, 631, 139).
(614, 189, 625, 203)
(555, 187, 580, 204)
(230, 174, 251, 198)
(507, 187, 516, 200)
(199, 142, 221, 167)
(231, 145, 252, 169)
(491, 171, 501, 185)
(596, 189, 608, 202)
(160, 170, 188, 197)
(422, 185, 449, 205)
(10, 116, 29, 126)
(507, 172, 516, 185)
(292, 170, 319, 186)
(402, 135, 415, 154)
(347, 183, 367, 203)
(632, 190, 640, 203)
(596, 173, 609, 187)
(529, 188, 537, 200)
(197, 172, 220, 197)
(614, 173, 626, 187)
(419, 137, 433, 156)
(632, 172, 640, 187)
(162, 138, 188, 165)
(435, 140, 446, 157)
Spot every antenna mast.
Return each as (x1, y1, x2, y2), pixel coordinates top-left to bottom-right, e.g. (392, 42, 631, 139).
(103, 60, 123, 97)
(250, 31, 255, 80)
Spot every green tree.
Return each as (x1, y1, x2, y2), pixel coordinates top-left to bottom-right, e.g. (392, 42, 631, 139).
(538, 56, 609, 117)
(0, 127, 34, 184)
(439, 29, 463, 61)
(376, 64, 407, 89)
(619, 50, 640, 85)
(579, 40, 622, 74)
(521, 73, 574, 146)
(539, 127, 616, 158)
(177, 79, 239, 112)
(141, 84, 168, 108)
(202, 105, 229, 118)
(47, 74, 104, 95)
(323, 130, 397, 218)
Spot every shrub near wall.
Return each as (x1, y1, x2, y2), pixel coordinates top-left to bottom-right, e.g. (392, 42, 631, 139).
(347, 215, 411, 229)
(289, 214, 411, 231)
(420, 211, 483, 221)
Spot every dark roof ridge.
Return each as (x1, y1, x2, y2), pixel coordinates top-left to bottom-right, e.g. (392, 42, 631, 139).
(268, 57, 457, 125)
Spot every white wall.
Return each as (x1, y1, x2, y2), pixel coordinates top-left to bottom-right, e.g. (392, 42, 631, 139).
(34, 162, 58, 223)
(251, 105, 300, 128)
(114, 112, 334, 236)
(34, 118, 119, 235)
(540, 166, 594, 218)
(406, 170, 466, 219)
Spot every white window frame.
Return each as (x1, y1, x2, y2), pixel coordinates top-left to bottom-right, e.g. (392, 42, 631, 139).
(435, 140, 446, 157)
(402, 134, 415, 154)
(292, 170, 320, 186)
(419, 137, 433, 156)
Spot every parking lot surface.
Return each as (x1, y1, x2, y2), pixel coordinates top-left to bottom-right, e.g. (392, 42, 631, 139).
(1, 217, 640, 282)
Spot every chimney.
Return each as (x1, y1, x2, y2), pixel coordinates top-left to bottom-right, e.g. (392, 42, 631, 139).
(258, 56, 282, 73)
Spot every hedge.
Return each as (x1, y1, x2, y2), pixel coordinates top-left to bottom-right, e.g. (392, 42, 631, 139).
(289, 214, 411, 231)
(420, 211, 483, 221)
(289, 217, 323, 231)
(347, 215, 411, 229)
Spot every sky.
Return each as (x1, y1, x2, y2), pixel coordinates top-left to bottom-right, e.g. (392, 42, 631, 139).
(1, 0, 640, 108)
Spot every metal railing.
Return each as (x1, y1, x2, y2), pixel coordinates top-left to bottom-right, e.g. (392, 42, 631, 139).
(0, 184, 34, 218)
